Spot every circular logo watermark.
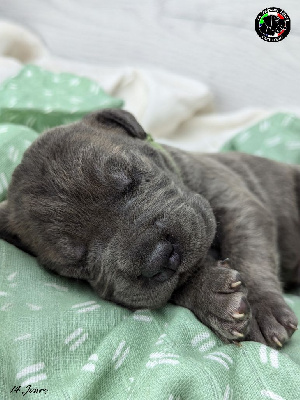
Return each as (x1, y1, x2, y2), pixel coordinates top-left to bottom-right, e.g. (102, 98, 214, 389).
(255, 7, 290, 42)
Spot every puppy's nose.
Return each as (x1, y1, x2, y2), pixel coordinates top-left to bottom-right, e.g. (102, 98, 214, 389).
(141, 240, 180, 282)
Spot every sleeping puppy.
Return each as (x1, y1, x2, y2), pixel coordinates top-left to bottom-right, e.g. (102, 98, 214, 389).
(0, 109, 299, 348)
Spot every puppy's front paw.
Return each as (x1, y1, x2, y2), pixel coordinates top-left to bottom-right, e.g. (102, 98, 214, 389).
(247, 296, 298, 349)
(200, 259, 252, 343)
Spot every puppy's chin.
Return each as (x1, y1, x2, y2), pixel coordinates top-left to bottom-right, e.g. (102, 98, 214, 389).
(89, 272, 179, 310)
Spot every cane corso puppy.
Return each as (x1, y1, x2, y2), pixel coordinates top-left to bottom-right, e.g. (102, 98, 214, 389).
(0, 109, 299, 348)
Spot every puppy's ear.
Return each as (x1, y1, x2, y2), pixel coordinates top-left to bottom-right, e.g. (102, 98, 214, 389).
(0, 201, 35, 255)
(83, 109, 147, 140)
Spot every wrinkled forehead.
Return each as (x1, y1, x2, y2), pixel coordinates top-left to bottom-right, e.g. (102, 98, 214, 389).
(48, 122, 154, 165)
(73, 132, 160, 178)
(27, 127, 139, 177)
(13, 120, 165, 210)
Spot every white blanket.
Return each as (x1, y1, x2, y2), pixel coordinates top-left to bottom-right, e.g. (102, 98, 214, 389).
(0, 21, 297, 153)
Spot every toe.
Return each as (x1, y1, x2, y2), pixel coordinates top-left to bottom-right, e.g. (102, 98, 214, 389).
(246, 317, 267, 345)
(246, 294, 298, 348)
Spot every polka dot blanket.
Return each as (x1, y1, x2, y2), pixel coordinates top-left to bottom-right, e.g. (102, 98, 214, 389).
(0, 65, 300, 400)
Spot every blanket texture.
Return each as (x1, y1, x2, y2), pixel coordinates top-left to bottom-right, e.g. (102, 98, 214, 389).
(1, 66, 300, 400)
(222, 113, 300, 164)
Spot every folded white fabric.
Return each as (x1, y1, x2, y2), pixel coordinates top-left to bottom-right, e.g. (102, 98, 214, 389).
(0, 21, 48, 62)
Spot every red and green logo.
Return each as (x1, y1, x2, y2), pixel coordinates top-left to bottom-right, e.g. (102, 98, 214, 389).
(255, 7, 290, 42)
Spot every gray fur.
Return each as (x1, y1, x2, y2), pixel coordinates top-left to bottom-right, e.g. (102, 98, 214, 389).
(0, 109, 299, 348)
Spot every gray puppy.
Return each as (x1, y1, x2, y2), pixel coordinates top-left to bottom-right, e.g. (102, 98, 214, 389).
(0, 109, 299, 348)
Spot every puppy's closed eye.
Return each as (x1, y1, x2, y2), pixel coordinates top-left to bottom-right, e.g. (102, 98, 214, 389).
(111, 171, 133, 192)
(120, 177, 136, 195)
(110, 170, 144, 197)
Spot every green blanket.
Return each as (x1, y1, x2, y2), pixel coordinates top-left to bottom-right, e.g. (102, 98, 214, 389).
(1, 66, 300, 400)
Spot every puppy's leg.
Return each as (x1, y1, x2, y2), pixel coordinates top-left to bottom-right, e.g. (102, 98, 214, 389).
(172, 253, 252, 344)
(217, 200, 298, 348)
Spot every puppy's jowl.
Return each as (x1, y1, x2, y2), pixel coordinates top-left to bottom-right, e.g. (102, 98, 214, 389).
(0, 109, 299, 348)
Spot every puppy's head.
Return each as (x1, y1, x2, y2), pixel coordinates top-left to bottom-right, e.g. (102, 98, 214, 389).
(0, 109, 216, 309)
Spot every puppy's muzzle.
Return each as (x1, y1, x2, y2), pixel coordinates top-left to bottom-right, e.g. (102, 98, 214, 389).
(140, 236, 181, 282)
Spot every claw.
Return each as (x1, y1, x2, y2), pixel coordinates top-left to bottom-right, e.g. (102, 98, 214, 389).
(232, 312, 245, 319)
(232, 330, 244, 338)
(218, 258, 230, 268)
(231, 281, 242, 288)
(273, 336, 283, 348)
(289, 323, 298, 331)
(232, 340, 242, 347)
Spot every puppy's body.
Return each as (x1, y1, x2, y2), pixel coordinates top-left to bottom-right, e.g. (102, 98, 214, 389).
(0, 109, 299, 348)
(169, 148, 300, 284)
